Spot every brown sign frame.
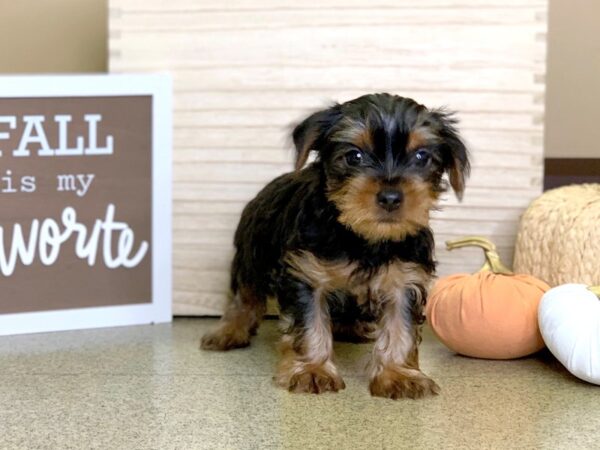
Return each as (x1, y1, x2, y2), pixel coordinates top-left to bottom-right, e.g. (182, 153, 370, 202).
(0, 74, 172, 335)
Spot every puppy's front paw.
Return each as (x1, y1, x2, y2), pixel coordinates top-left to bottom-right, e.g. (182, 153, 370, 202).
(276, 364, 346, 394)
(370, 367, 440, 399)
(200, 327, 250, 351)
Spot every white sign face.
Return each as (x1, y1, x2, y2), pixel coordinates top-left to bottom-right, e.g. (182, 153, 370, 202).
(0, 74, 172, 335)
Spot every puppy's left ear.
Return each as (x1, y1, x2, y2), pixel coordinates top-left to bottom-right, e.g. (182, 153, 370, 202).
(292, 104, 341, 170)
(431, 110, 470, 200)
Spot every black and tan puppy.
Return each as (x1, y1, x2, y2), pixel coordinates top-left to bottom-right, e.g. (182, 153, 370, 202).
(201, 93, 469, 399)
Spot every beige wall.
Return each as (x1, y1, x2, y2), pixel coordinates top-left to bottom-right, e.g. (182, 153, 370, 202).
(0, 1, 596, 158)
(1, 0, 595, 316)
(545, 0, 600, 158)
(110, 0, 547, 315)
(0, 0, 106, 73)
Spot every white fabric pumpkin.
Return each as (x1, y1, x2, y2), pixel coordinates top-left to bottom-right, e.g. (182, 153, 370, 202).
(538, 284, 600, 385)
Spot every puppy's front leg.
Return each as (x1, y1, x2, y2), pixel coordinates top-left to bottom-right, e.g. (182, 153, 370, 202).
(275, 281, 345, 394)
(369, 287, 440, 399)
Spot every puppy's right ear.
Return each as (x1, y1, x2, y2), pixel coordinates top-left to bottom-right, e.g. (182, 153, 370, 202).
(292, 104, 341, 170)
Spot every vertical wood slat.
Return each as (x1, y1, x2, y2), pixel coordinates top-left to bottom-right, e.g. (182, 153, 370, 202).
(110, 0, 547, 316)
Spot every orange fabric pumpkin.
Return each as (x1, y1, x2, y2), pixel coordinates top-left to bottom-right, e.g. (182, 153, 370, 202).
(426, 237, 550, 359)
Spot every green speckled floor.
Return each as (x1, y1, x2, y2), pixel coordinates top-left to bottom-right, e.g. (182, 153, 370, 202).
(1, 318, 598, 450)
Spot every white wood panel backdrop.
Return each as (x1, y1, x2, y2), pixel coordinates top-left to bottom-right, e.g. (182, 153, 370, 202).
(109, 0, 547, 315)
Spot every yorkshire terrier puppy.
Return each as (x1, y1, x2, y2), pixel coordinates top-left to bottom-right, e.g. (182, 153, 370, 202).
(201, 93, 469, 399)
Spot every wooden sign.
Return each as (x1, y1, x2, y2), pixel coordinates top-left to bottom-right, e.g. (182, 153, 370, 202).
(0, 74, 172, 335)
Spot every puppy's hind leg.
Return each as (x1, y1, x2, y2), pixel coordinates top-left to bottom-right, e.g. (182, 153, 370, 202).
(200, 286, 266, 351)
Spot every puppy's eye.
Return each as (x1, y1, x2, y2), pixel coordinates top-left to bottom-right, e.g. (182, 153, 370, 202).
(344, 149, 363, 166)
(414, 149, 430, 165)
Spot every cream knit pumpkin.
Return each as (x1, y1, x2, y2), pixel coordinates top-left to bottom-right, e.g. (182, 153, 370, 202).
(513, 184, 600, 287)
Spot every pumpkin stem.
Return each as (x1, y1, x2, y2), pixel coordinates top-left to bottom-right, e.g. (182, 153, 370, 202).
(589, 286, 600, 298)
(445, 236, 513, 275)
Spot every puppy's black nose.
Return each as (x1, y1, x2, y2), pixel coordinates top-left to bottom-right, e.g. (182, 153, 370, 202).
(376, 189, 403, 211)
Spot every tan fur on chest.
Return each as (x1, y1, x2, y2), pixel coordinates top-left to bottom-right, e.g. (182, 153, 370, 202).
(284, 250, 431, 304)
